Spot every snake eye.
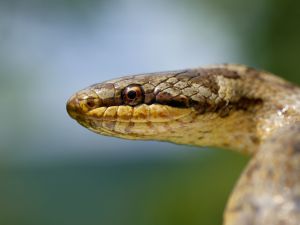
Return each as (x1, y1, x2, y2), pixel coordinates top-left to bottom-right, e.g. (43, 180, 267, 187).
(122, 84, 144, 106)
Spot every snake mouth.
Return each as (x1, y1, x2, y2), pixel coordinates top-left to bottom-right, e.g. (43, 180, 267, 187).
(68, 104, 194, 138)
(86, 104, 192, 122)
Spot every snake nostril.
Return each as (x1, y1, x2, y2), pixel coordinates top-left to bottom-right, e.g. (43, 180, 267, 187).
(86, 99, 95, 108)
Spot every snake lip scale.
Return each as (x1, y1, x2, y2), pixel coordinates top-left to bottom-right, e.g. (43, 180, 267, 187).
(67, 64, 300, 225)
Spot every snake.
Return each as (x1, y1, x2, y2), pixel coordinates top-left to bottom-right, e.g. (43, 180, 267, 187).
(66, 64, 300, 225)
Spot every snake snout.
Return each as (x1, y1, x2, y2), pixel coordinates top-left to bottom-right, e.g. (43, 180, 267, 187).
(66, 94, 80, 119)
(67, 89, 102, 119)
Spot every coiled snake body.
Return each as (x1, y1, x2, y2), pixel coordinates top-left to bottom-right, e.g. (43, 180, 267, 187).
(67, 64, 300, 225)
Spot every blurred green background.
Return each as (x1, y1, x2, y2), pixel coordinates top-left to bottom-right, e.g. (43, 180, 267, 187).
(0, 0, 299, 225)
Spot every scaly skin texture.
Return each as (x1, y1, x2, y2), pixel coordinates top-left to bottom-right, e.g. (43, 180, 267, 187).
(66, 64, 300, 225)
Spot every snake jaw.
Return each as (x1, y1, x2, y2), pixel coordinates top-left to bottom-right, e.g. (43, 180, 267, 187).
(67, 103, 195, 139)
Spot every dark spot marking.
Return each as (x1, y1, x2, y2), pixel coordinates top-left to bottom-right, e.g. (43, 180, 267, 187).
(190, 75, 220, 94)
(155, 92, 174, 104)
(170, 95, 189, 108)
(167, 100, 187, 108)
(191, 96, 262, 116)
(236, 98, 263, 111)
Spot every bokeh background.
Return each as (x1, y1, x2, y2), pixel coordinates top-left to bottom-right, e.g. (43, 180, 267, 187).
(1, 0, 299, 224)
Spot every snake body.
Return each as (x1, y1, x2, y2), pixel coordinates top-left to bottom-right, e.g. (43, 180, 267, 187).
(67, 64, 300, 225)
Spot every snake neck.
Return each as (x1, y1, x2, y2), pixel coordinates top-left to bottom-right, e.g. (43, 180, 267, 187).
(221, 67, 300, 154)
(174, 67, 300, 155)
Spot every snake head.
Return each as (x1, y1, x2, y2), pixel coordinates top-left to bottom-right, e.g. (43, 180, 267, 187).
(66, 66, 270, 150)
(68, 65, 287, 152)
(66, 71, 197, 139)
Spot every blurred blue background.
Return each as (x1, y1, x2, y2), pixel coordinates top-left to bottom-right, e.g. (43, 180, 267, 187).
(0, 0, 299, 224)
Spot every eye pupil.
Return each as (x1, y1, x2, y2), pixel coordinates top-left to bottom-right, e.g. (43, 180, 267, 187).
(127, 90, 137, 99)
